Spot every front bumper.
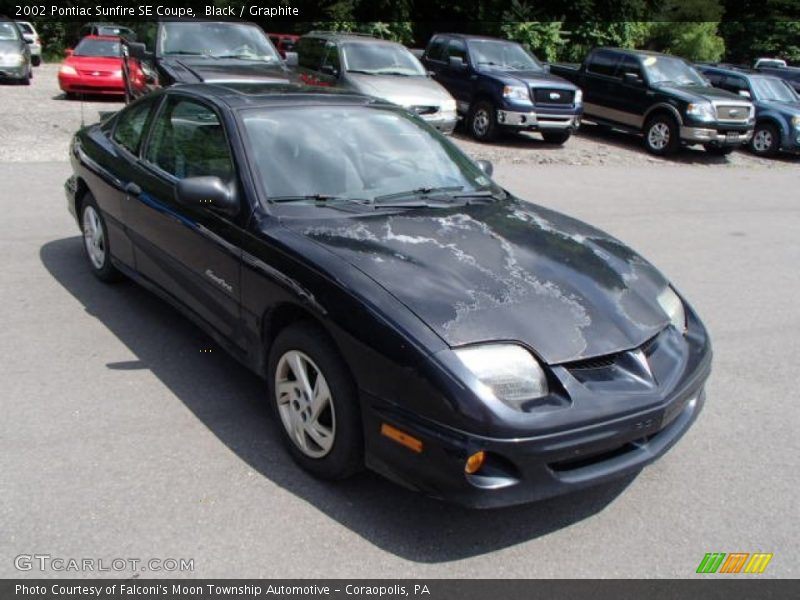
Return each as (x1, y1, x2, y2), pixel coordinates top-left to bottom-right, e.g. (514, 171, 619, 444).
(0, 64, 27, 79)
(419, 111, 457, 135)
(59, 73, 125, 95)
(680, 125, 753, 146)
(497, 109, 581, 131)
(363, 324, 712, 508)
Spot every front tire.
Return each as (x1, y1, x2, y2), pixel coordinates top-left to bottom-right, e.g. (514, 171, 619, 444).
(268, 322, 363, 480)
(468, 100, 499, 142)
(750, 122, 780, 157)
(643, 114, 679, 156)
(541, 130, 572, 145)
(32, 56, 41, 67)
(80, 193, 123, 283)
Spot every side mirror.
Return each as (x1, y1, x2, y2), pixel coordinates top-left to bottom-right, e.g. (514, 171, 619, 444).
(65, 48, 74, 56)
(284, 51, 298, 67)
(449, 55, 466, 70)
(175, 176, 239, 218)
(24, 38, 33, 44)
(127, 42, 148, 61)
(623, 72, 643, 85)
(738, 89, 751, 98)
(475, 159, 493, 177)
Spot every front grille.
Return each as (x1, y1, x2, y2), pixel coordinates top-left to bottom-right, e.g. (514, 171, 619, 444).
(715, 104, 749, 121)
(550, 441, 639, 472)
(564, 353, 619, 371)
(409, 105, 438, 116)
(78, 70, 114, 77)
(532, 88, 574, 105)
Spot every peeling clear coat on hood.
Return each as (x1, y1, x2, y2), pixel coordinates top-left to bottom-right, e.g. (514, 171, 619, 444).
(290, 199, 671, 365)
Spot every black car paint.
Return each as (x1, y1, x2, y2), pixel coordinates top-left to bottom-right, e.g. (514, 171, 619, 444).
(66, 84, 711, 507)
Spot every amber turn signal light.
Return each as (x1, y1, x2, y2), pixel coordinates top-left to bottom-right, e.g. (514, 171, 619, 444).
(465, 451, 486, 474)
(381, 423, 423, 453)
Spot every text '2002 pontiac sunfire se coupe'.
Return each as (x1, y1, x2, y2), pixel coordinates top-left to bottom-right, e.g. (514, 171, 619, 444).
(65, 83, 711, 508)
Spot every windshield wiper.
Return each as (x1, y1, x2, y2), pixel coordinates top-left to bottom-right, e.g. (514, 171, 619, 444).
(212, 53, 274, 61)
(346, 69, 377, 75)
(374, 186, 464, 204)
(270, 194, 369, 204)
(452, 189, 506, 202)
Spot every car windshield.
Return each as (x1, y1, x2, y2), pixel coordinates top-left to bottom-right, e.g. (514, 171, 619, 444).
(643, 55, 707, 86)
(158, 22, 279, 62)
(342, 42, 425, 76)
(468, 40, 543, 72)
(74, 38, 121, 58)
(751, 76, 799, 102)
(16, 22, 33, 35)
(98, 26, 132, 37)
(241, 106, 500, 204)
(0, 22, 21, 41)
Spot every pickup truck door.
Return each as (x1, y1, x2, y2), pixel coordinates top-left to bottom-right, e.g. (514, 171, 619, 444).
(609, 55, 650, 129)
(425, 37, 472, 113)
(122, 94, 245, 348)
(580, 50, 625, 124)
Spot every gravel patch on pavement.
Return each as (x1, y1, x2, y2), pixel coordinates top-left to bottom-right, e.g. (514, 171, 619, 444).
(2, 63, 798, 169)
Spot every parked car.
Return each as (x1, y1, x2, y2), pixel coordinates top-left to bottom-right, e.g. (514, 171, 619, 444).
(421, 34, 582, 144)
(59, 36, 125, 98)
(0, 17, 32, 85)
(753, 58, 787, 69)
(65, 83, 711, 508)
(122, 20, 289, 102)
(294, 31, 457, 134)
(268, 32, 299, 58)
(15, 20, 41, 66)
(79, 22, 135, 41)
(697, 65, 800, 156)
(753, 64, 800, 94)
(552, 48, 755, 156)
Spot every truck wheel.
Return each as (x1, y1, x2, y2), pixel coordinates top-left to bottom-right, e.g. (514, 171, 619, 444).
(32, 56, 41, 67)
(643, 115, 679, 156)
(750, 123, 780, 157)
(704, 145, 735, 156)
(469, 101, 499, 142)
(541, 131, 572, 145)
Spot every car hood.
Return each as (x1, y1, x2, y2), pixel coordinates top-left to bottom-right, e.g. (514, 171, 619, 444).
(294, 200, 671, 364)
(659, 84, 749, 103)
(483, 67, 576, 89)
(347, 73, 453, 106)
(161, 57, 289, 84)
(66, 55, 122, 70)
(757, 98, 800, 115)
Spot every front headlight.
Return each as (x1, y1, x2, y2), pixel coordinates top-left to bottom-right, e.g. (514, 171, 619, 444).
(441, 97, 456, 112)
(574, 89, 583, 105)
(60, 65, 78, 76)
(657, 286, 687, 334)
(792, 115, 800, 129)
(502, 85, 529, 101)
(455, 344, 549, 410)
(686, 102, 715, 122)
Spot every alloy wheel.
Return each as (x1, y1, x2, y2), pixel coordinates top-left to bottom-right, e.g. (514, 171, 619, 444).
(274, 350, 336, 458)
(473, 109, 490, 137)
(82, 205, 106, 269)
(752, 129, 773, 153)
(648, 122, 670, 150)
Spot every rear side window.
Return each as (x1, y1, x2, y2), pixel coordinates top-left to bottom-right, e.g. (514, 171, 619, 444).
(112, 97, 156, 154)
(298, 37, 326, 71)
(426, 36, 447, 62)
(703, 71, 723, 86)
(144, 98, 234, 181)
(723, 75, 750, 94)
(587, 50, 619, 77)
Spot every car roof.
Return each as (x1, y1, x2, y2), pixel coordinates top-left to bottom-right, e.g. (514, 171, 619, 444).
(698, 65, 756, 78)
(302, 31, 392, 43)
(79, 35, 122, 42)
(161, 82, 393, 110)
(432, 33, 520, 44)
(593, 47, 688, 60)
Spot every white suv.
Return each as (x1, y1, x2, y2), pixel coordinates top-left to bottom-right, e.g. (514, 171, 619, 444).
(15, 21, 41, 66)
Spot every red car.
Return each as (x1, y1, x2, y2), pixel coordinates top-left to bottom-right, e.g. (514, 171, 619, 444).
(58, 35, 125, 98)
(268, 33, 299, 58)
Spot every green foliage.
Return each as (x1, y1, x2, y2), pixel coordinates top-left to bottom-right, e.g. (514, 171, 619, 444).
(500, 1, 566, 61)
(721, 21, 800, 64)
(562, 22, 652, 62)
(309, 21, 414, 44)
(646, 22, 725, 62)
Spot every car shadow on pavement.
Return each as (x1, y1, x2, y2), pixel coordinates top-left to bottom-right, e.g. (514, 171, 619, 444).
(41, 236, 636, 563)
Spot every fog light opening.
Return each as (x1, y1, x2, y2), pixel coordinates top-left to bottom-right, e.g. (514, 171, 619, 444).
(465, 451, 486, 474)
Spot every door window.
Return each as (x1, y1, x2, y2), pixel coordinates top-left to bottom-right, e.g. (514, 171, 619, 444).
(321, 42, 340, 75)
(448, 39, 467, 62)
(426, 36, 447, 62)
(112, 97, 156, 154)
(617, 55, 642, 80)
(297, 37, 326, 71)
(587, 50, 619, 77)
(144, 97, 234, 181)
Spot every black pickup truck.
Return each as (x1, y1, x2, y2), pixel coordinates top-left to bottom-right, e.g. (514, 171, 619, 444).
(551, 48, 755, 155)
(122, 20, 290, 102)
(421, 34, 582, 144)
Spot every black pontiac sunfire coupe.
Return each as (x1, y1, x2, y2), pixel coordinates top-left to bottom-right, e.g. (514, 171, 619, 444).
(65, 83, 711, 508)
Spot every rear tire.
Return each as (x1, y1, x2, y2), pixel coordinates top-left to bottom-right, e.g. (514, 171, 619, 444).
(267, 322, 363, 480)
(643, 114, 679, 156)
(750, 122, 780, 157)
(80, 193, 123, 283)
(541, 131, 572, 145)
(468, 100, 499, 142)
(32, 56, 41, 67)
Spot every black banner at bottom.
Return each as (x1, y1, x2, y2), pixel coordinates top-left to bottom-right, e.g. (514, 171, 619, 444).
(2, 580, 798, 600)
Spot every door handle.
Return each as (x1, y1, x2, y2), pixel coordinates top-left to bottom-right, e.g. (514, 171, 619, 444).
(124, 182, 141, 196)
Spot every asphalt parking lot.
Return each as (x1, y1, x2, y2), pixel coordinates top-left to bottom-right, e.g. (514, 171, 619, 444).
(1, 64, 798, 579)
